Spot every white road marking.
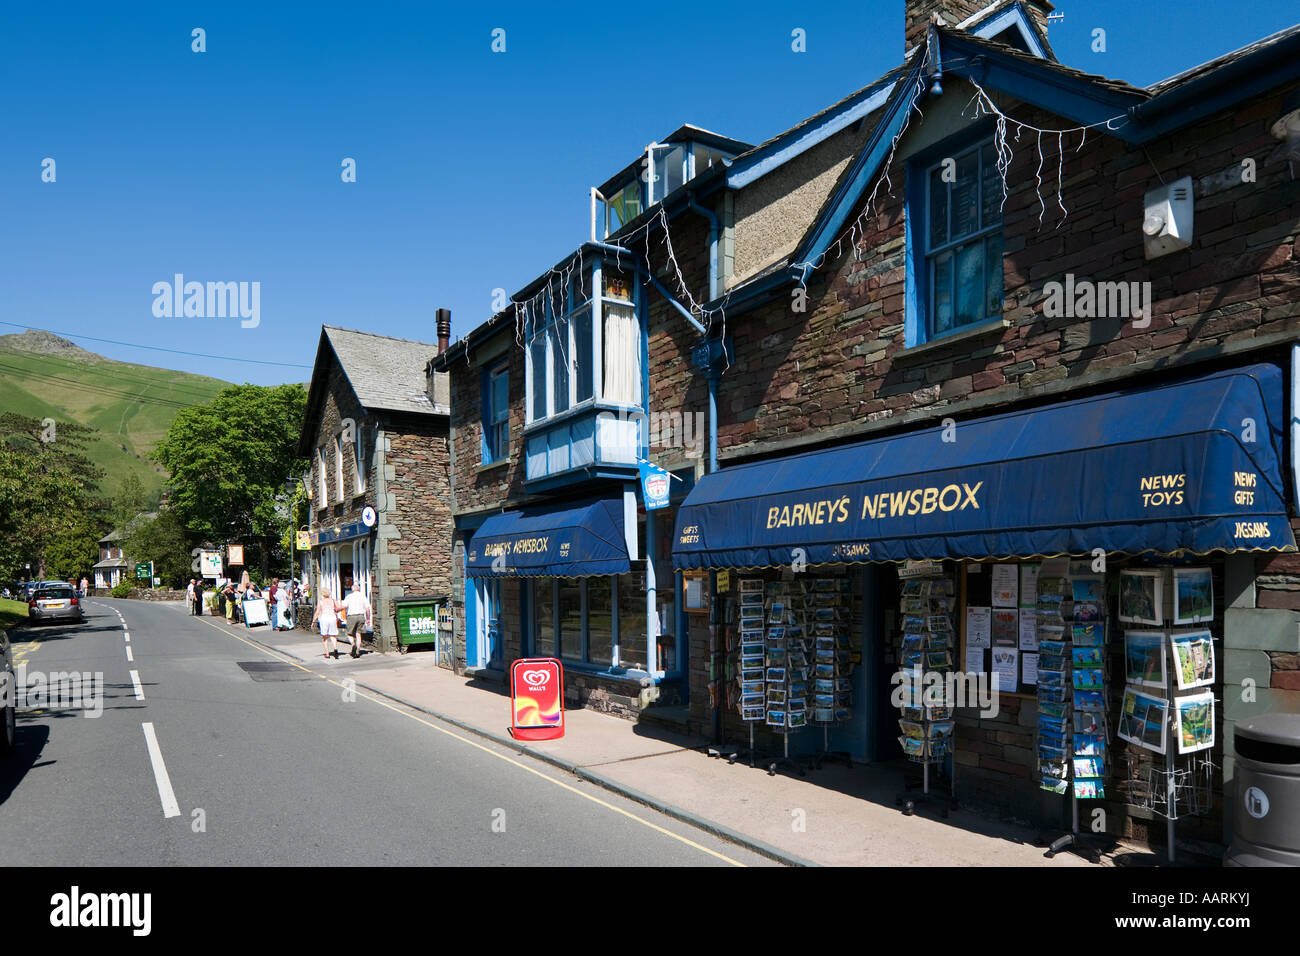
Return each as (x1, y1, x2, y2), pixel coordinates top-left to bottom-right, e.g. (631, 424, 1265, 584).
(141, 723, 181, 819)
(129, 669, 144, 700)
(126, 646, 134, 662)
(125, 633, 130, 643)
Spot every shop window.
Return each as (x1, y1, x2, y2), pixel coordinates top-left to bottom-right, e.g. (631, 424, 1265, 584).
(534, 576, 555, 657)
(617, 575, 647, 671)
(482, 364, 509, 464)
(909, 136, 1004, 346)
(558, 578, 583, 660)
(587, 576, 613, 666)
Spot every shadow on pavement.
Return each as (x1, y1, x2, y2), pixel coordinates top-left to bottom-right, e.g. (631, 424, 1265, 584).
(0, 720, 51, 807)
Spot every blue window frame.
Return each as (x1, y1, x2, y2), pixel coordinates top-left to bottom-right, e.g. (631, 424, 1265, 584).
(907, 132, 1004, 346)
(530, 575, 622, 669)
(482, 363, 509, 464)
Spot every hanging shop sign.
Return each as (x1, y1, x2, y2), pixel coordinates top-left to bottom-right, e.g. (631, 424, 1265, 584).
(639, 460, 673, 511)
(295, 531, 312, 551)
(362, 506, 377, 527)
(227, 544, 245, 566)
(509, 658, 565, 740)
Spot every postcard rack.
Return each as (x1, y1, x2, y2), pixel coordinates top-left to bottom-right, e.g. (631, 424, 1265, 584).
(1115, 565, 1218, 863)
(894, 571, 956, 817)
(1040, 562, 1110, 864)
(803, 574, 855, 768)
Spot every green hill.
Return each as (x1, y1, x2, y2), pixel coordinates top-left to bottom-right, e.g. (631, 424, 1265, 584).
(0, 330, 230, 499)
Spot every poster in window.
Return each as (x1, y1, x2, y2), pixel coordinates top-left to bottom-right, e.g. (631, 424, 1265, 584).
(991, 564, 1018, 607)
(991, 609, 1018, 646)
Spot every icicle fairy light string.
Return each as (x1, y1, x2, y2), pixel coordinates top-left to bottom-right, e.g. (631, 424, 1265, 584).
(964, 77, 1129, 229)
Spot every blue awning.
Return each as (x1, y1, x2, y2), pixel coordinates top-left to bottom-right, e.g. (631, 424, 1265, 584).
(467, 498, 631, 578)
(673, 364, 1297, 570)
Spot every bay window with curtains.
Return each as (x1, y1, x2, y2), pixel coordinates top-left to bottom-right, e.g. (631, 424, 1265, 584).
(524, 256, 645, 483)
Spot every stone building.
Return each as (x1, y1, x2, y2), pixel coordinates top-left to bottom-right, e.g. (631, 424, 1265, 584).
(433, 0, 1300, 854)
(298, 324, 453, 653)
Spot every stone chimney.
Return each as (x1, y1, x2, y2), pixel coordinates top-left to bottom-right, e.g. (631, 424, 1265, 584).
(905, 1, 1055, 56)
(436, 308, 451, 354)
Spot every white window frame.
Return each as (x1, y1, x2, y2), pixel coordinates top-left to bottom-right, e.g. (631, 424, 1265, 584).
(318, 447, 328, 506)
(334, 435, 344, 504)
(355, 426, 366, 495)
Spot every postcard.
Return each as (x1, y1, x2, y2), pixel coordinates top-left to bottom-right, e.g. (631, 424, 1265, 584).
(1073, 757, 1103, 777)
(1039, 700, 1066, 720)
(791, 667, 808, 681)
(1038, 640, 1068, 656)
(1073, 778, 1103, 799)
(1170, 629, 1215, 689)
(1173, 567, 1213, 625)
(1124, 630, 1167, 688)
(834, 707, 852, 722)
(766, 710, 786, 727)
(1037, 668, 1066, 687)
(741, 705, 765, 721)
(1073, 601, 1102, 623)
(1119, 569, 1163, 625)
(741, 654, 766, 669)
(1071, 623, 1104, 646)
(899, 736, 927, 757)
(741, 680, 765, 694)
(815, 708, 835, 722)
(1073, 733, 1106, 756)
(1072, 578, 1104, 604)
(1074, 711, 1102, 734)
(1118, 686, 1168, 754)
(815, 679, 835, 693)
(927, 650, 952, 669)
(1074, 690, 1106, 712)
(740, 693, 765, 708)
(766, 689, 786, 704)
(1174, 690, 1215, 754)
(901, 581, 924, 597)
(765, 668, 786, 683)
(1073, 669, 1104, 690)
(815, 664, 834, 678)
(1041, 776, 1069, 795)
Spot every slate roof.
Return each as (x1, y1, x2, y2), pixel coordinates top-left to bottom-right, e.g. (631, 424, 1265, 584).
(323, 326, 449, 416)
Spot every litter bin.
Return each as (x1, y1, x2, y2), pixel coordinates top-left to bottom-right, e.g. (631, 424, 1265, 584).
(1225, 712, 1300, 866)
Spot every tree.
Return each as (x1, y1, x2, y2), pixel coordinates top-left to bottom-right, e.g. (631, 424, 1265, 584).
(0, 414, 106, 581)
(152, 384, 308, 579)
(120, 509, 192, 589)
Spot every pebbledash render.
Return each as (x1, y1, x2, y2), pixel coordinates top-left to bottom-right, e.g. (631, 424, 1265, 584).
(298, 325, 454, 653)
(432, 0, 1300, 854)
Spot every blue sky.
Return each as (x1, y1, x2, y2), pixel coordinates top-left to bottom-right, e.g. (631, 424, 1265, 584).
(1, 0, 1296, 388)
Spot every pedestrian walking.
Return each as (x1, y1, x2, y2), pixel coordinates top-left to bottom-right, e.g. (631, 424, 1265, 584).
(342, 583, 372, 658)
(193, 579, 204, 616)
(311, 586, 342, 660)
(186, 579, 196, 615)
(79, 576, 89, 598)
(272, 578, 292, 630)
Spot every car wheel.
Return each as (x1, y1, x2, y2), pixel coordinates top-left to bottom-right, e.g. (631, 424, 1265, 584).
(1, 697, 15, 757)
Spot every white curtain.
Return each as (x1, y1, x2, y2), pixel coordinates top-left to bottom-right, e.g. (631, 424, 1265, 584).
(603, 307, 641, 405)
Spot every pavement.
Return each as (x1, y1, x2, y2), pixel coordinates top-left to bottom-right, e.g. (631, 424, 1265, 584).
(194, 605, 1109, 867)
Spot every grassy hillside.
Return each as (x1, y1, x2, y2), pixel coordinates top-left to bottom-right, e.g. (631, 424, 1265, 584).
(0, 331, 230, 499)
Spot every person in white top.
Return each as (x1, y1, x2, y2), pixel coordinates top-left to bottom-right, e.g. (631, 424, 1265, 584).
(311, 586, 341, 660)
(342, 583, 372, 659)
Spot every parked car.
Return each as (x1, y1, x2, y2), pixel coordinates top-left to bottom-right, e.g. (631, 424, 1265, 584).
(1, 629, 15, 757)
(28, 586, 85, 625)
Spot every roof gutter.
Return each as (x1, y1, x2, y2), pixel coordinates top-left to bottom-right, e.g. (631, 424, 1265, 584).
(1129, 29, 1300, 129)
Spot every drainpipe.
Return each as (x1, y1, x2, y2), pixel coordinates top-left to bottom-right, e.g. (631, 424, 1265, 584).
(685, 191, 720, 301)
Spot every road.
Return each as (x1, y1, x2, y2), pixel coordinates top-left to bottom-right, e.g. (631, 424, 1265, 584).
(0, 598, 772, 866)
